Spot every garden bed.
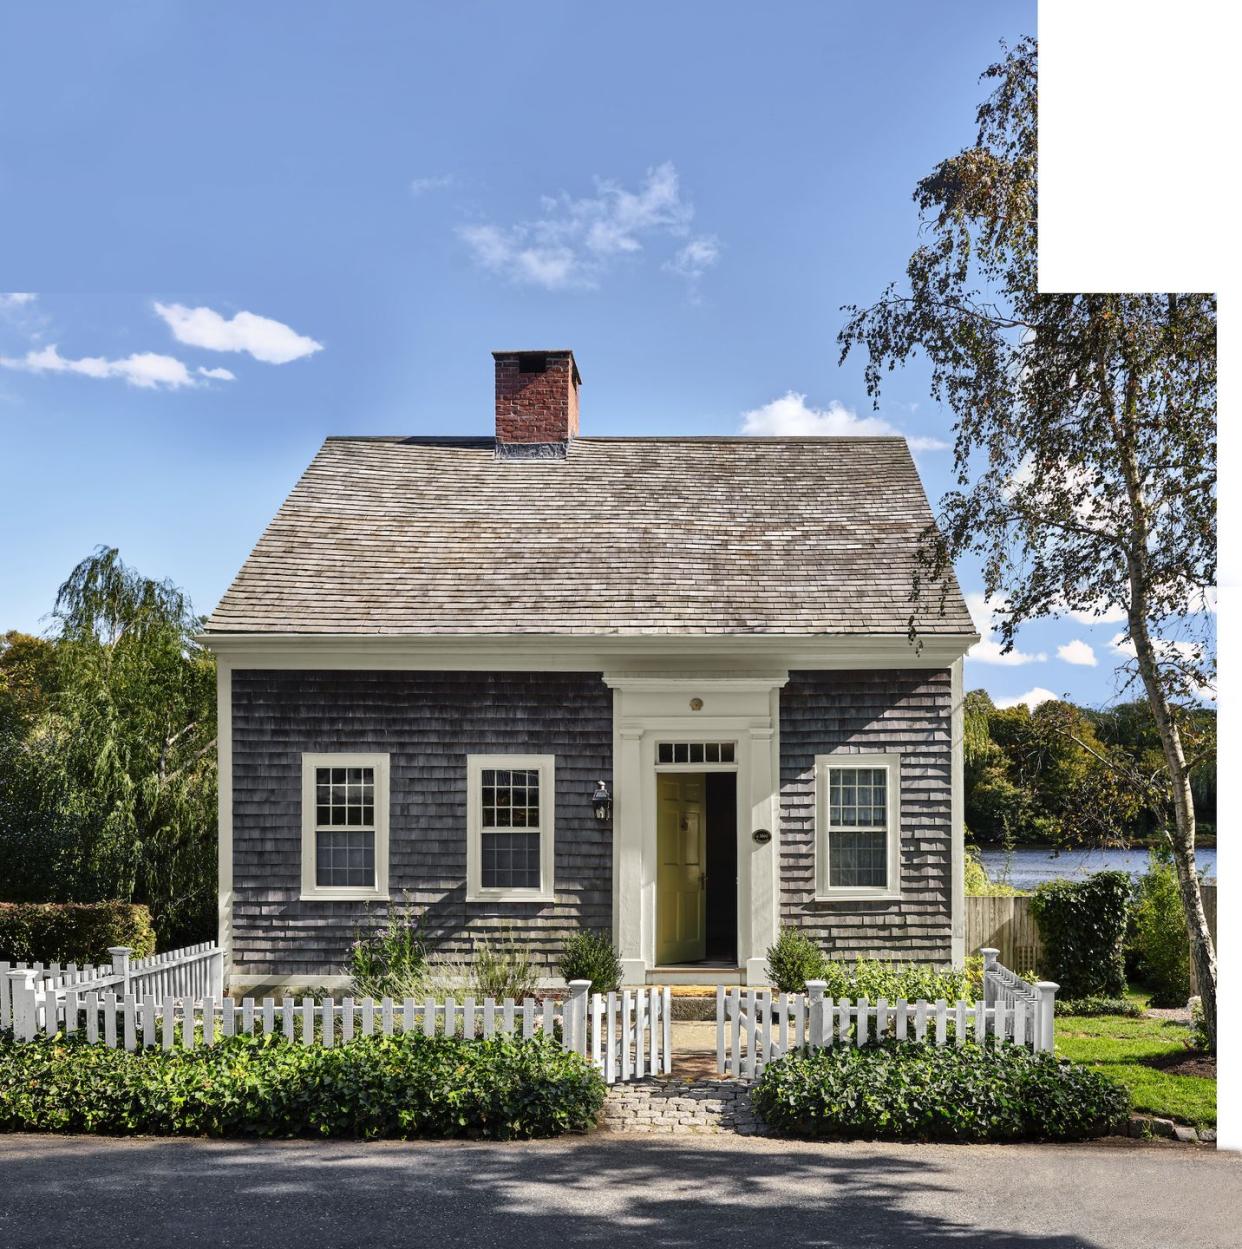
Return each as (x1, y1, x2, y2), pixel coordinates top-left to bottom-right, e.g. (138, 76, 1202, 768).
(751, 1039, 1130, 1142)
(0, 1030, 605, 1139)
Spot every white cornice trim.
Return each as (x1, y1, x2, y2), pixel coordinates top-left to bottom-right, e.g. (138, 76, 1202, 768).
(196, 631, 978, 671)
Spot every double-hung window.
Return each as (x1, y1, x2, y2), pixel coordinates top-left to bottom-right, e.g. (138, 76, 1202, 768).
(301, 753, 389, 900)
(467, 755, 555, 902)
(815, 753, 901, 899)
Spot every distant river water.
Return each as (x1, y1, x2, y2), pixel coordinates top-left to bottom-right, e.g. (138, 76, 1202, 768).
(978, 844, 1217, 890)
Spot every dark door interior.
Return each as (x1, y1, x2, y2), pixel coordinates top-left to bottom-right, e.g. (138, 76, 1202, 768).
(705, 772, 738, 962)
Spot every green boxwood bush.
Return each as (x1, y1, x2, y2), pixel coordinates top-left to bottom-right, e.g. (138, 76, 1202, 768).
(752, 1040, 1130, 1141)
(1030, 870, 1129, 998)
(1131, 855, 1191, 1007)
(558, 930, 622, 995)
(766, 928, 827, 992)
(0, 901, 156, 963)
(0, 1030, 605, 1139)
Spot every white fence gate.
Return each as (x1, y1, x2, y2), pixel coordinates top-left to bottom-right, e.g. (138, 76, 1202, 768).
(717, 953, 1058, 1079)
(4, 943, 668, 1086)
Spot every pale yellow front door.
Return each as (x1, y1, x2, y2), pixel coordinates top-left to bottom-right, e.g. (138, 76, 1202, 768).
(656, 773, 707, 964)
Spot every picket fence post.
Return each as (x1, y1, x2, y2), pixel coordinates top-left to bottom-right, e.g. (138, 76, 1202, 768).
(1035, 980, 1059, 1053)
(567, 979, 590, 1058)
(208, 947, 225, 999)
(108, 947, 133, 997)
(7, 969, 38, 1042)
(980, 947, 999, 1008)
(805, 979, 826, 1049)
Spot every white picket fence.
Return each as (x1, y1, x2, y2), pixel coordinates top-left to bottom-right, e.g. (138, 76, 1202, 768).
(716, 953, 1058, 1079)
(1, 941, 223, 1031)
(3, 943, 669, 1086)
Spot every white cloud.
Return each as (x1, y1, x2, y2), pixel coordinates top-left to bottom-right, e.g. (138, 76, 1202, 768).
(739, 391, 949, 452)
(995, 687, 1059, 712)
(1057, 639, 1098, 667)
(0, 292, 36, 309)
(0, 343, 196, 390)
(963, 590, 1047, 665)
(664, 235, 720, 281)
(197, 365, 235, 381)
(458, 162, 711, 291)
(409, 174, 455, 197)
(154, 302, 322, 364)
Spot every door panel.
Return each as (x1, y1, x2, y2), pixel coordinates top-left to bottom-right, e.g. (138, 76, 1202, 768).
(657, 773, 707, 963)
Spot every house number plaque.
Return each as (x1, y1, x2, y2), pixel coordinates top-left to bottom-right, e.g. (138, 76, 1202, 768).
(751, 828, 772, 844)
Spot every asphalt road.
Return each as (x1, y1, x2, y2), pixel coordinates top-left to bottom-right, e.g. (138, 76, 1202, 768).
(0, 1133, 1237, 1248)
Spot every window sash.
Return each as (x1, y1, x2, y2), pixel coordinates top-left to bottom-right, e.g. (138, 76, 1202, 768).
(301, 753, 389, 899)
(467, 755, 555, 901)
(816, 755, 899, 897)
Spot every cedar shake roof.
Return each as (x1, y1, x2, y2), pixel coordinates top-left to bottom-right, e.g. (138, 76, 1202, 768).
(205, 435, 974, 636)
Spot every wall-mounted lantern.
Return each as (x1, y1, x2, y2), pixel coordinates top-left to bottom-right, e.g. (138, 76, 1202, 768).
(592, 780, 612, 823)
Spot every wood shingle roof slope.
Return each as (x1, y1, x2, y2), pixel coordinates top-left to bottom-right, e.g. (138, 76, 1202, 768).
(205, 435, 975, 636)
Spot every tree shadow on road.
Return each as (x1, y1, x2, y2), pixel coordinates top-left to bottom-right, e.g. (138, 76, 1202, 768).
(0, 1132, 1127, 1249)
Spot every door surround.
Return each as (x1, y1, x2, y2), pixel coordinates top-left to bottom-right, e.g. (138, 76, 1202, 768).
(605, 672, 788, 985)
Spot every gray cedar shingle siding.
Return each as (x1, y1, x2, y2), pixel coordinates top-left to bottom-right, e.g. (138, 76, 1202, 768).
(231, 670, 612, 979)
(206, 436, 974, 638)
(779, 669, 953, 963)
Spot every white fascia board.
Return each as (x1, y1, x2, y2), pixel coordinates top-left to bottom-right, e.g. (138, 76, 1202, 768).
(195, 631, 979, 671)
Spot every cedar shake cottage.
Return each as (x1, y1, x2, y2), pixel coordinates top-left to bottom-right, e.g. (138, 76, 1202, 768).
(201, 350, 979, 993)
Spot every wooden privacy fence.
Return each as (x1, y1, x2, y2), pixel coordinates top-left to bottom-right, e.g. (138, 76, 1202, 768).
(716, 955, 1058, 1079)
(965, 896, 1043, 974)
(4, 944, 670, 1086)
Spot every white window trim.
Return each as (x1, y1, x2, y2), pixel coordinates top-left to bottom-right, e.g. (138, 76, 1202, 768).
(467, 754, 556, 904)
(300, 752, 390, 902)
(814, 752, 902, 901)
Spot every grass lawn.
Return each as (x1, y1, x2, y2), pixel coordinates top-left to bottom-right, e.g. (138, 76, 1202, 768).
(1056, 1014, 1216, 1128)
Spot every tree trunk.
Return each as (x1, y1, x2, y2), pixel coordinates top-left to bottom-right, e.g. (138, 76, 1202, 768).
(1108, 344, 1216, 1052)
(1126, 576, 1217, 1052)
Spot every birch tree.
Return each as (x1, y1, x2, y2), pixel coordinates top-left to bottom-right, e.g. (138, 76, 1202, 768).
(838, 37, 1218, 1048)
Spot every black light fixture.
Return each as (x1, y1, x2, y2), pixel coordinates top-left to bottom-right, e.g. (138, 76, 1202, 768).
(592, 780, 612, 822)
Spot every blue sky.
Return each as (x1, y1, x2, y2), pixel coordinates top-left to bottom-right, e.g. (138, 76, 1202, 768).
(0, 0, 1159, 710)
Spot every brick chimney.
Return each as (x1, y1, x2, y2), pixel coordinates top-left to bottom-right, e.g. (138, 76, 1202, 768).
(493, 350, 580, 454)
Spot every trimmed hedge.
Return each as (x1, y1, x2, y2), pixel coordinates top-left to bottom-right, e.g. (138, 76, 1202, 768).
(1029, 871, 1129, 999)
(753, 1040, 1130, 1142)
(0, 1031, 605, 1139)
(1054, 996, 1143, 1018)
(0, 902, 156, 963)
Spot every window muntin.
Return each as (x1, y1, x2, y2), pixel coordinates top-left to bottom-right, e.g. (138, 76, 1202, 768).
(301, 753, 389, 900)
(816, 755, 900, 897)
(467, 756, 555, 901)
(656, 741, 735, 764)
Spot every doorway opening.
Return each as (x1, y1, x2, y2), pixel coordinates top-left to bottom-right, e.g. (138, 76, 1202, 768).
(655, 770, 737, 965)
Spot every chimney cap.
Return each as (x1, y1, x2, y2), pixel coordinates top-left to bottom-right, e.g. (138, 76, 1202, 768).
(492, 349, 581, 386)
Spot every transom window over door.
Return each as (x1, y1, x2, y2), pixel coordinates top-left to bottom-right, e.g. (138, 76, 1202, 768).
(467, 755, 555, 902)
(815, 753, 901, 899)
(656, 741, 735, 764)
(300, 753, 389, 900)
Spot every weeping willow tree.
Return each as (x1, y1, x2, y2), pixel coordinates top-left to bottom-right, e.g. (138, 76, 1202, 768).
(838, 37, 1218, 1048)
(0, 548, 216, 946)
